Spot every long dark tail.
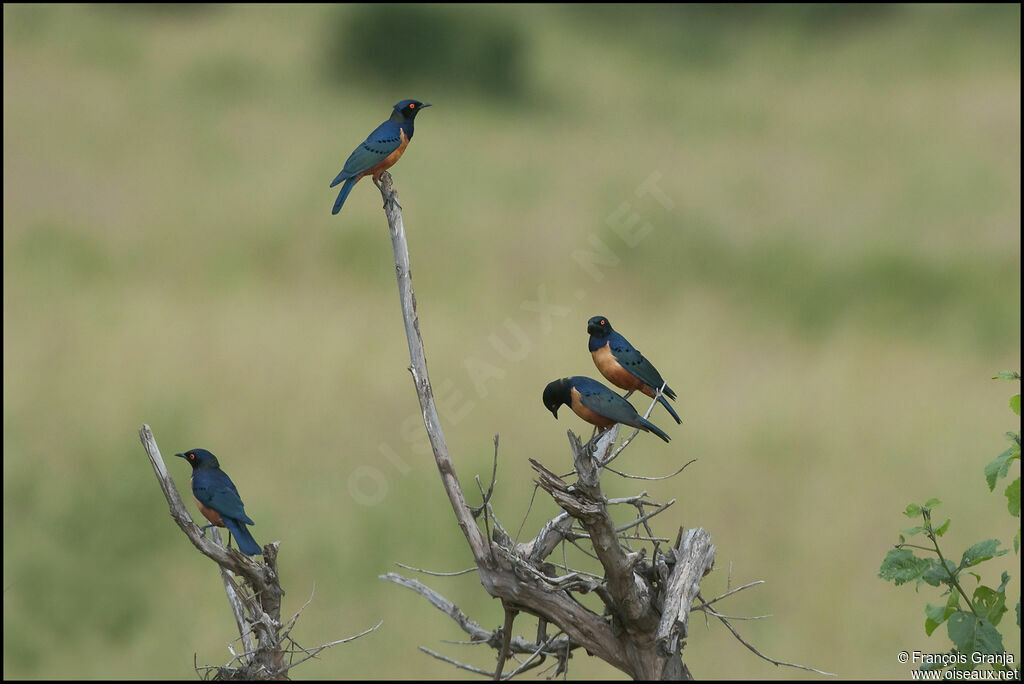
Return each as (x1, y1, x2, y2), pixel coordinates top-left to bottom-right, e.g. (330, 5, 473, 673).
(658, 394, 682, 424)
(639, 417, 671, 443)
(223, 517, 262, 556)
(331, 176, 358, 215)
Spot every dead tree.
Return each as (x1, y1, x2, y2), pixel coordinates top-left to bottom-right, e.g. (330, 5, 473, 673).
(373, 172, 835, 679)
(140, 425, 379, 680)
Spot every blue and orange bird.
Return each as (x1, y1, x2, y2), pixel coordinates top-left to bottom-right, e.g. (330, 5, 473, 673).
(176, 448, 262, 556)
(542, 376, 671, 443)
(329, 99, 432, 214)
(586, 315, 682, 424)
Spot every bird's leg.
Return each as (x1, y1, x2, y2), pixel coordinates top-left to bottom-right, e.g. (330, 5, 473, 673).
(623, 390, 635, 400)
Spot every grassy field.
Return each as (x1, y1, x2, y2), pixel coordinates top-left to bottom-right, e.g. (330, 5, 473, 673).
(3, 4, 1020, 679)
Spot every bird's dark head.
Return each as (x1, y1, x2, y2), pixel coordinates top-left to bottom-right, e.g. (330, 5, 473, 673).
(542, 378, 572, 419)
(176, 448, 220, 470)
(393, 99, 431, 120)
(587, 315, 613, 337)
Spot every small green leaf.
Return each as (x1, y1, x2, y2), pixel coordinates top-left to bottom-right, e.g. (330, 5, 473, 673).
(925, 600, 957, 636)
(935, 519, 951, 537)
(993, 371, 1021, 381)
(922, 558, 958, 587)
(961, 539, 1007, 568)
(924, 497, 942, 509)
(973, 586, 1008, 627)
(902, 525, 926, 537)
(1011, 394, 1021, 416)
(947, 612, 1004, 655)
(1005, 477, 1020, 518)
(880, 548, 933, 586)
(905, 503, 922, 518)
(986, 449, 1016, 491)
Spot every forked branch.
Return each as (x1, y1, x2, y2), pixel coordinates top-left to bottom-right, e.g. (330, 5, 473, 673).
(375, 172, 831, 680)
(140, 424, 373, 679)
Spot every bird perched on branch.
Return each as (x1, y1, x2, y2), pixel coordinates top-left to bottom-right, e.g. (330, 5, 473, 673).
(176, 448, 262, 556)
(586, 315, 681, 424)
(330, 99, 432, 214)
(542, 376, 671, 443)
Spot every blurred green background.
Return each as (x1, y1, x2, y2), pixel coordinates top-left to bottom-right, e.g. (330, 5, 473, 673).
(3, 3, 1020, 679)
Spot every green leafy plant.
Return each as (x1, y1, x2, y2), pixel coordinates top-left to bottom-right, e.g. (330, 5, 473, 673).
(879, 371, 1020, 673)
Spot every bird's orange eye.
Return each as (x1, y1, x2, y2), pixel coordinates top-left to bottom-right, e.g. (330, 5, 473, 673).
(601, 319, 606, 325)
(409, 103, 415, 108)
(188, 453, 195, 460)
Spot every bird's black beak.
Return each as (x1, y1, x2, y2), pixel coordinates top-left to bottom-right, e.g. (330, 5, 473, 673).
(587, 323, 600, 335)
(420, 103, 432, 108)
(548, 407, 559, 419)
(174, 452, 186, 460)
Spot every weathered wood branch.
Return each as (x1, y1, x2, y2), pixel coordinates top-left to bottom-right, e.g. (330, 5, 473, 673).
(380, 573, 574, 658)
(376, 173, 836, 680)
(655, 528, 716, 657)
(376, 174, 642, 669)
(378, 174, 488, 563)
(141, 424, 370, 679)
(141, 424, 287, 678)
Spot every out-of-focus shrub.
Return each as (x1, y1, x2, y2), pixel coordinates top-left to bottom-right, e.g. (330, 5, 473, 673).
(324, 4, 527, 98)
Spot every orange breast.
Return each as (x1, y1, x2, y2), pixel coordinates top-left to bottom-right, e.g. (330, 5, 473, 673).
(363, 128, 411, 182)
(191, 476, 225, 527)
(570, 387, 615, 429)
(592, 343, 645, 392)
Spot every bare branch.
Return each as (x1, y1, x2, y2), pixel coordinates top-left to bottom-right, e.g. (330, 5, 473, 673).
(604, 459, 698, 481)
(217, 533, 256, 657)
(503, 630, 565, 679)
(381, 573, 577, 658)
(377, 173, 489, 563)
(376, 174, 640, 674)
(515, 512, 573, 564)
(532, 442, 662, 635)
(381, 573, 493, 644)
(284, 621, 383, 670)
(655, 528, 716, 656)
(703, 580, 765, 606)
(615, 498, 676, 534)
(141, 424, 288, 677)
(142, 424, 362, 678)
(698, 596, 837, 677)
(394, 562, 478, 577)
(471, 434, 501, 520)
(494, 602, 519, 680)
(420, 646, 496, 677)
(140, 425, 283, 598)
